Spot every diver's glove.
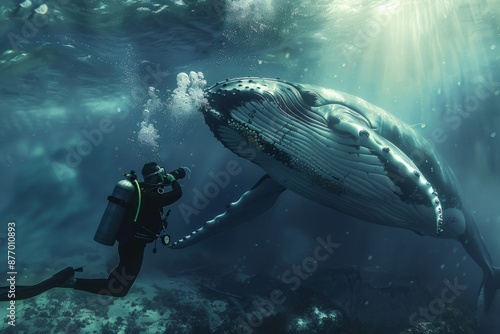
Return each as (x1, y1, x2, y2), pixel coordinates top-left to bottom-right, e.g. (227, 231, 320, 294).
(166, 174, 176, 183)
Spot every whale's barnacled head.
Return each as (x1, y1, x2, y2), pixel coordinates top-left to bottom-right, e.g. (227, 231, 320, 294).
(202, 77, 352, 129)
(201, 77, 374, 163)
(203, 77, 329, 118)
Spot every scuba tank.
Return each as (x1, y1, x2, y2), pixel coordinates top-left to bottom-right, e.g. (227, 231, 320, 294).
(94, 171, 139, 246)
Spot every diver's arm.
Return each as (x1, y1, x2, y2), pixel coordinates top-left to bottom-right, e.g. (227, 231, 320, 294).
(154, 167, 186, 206)
(160, 180, 182, 206)
(148, 181, 182, 207)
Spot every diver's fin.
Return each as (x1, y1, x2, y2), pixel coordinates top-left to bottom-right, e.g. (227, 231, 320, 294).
(170, 174, 286, 249)
(0, 267, 82, 301)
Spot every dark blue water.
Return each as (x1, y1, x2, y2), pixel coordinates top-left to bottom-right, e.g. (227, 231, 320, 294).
(1, 0, 499, 333)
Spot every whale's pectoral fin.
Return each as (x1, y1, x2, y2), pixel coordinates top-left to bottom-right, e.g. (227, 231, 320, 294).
(170, 175, 286, 249)
(325, 110, 444, 235)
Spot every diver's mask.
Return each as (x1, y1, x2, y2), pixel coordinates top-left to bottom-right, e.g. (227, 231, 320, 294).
(143, 166, 167, 184)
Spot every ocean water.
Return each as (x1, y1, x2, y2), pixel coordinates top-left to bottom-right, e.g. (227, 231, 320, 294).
(1, 0, 499, 333)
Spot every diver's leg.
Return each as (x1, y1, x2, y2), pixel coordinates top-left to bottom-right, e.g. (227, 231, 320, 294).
(0, 267, 80, 301)
(74, 239, 146, 297)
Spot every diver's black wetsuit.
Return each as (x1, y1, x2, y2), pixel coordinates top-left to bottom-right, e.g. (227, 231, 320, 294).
(74, 180, 182, 297)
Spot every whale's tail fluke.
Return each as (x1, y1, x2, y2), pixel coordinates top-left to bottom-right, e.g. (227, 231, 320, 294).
(457, 213, 499, 327)
(476, 266, 500, 326)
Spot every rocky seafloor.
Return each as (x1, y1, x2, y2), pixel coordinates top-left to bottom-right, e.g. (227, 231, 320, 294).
(1, 261, 475, 334)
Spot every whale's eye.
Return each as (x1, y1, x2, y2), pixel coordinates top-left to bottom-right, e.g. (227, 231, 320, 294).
(300, 90, 320, 106)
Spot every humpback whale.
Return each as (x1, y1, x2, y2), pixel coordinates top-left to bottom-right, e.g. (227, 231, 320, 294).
(170, 77, 499, 321)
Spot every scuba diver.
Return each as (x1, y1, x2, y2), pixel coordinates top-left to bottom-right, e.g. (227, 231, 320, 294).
(0, 162, 187, 300)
